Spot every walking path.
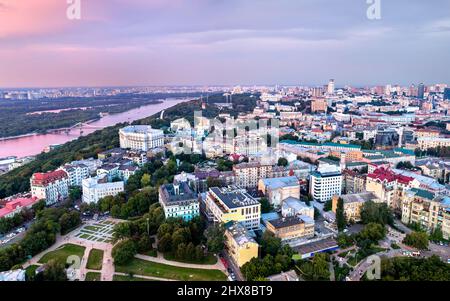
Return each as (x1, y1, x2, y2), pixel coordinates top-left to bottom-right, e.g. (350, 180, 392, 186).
(135, 252, 226, 272)
(23, 219, 117, 281)
(114, 272, 176, 281)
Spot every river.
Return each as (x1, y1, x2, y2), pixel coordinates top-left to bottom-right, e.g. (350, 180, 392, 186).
(0, 98, 191, 158)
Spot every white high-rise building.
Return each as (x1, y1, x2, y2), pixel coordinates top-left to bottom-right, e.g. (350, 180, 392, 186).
(310, 163, 342, 203)
(327, 79, 335, 95)
(119, 125, 164, 151)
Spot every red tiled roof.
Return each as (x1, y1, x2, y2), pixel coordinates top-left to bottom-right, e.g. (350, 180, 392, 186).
(31, 170, 68, 186)
(367, 167, 413, 184)
(0, 197, 39, 218)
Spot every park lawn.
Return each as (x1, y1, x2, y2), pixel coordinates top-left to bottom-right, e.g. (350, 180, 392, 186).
(113, 275, 157, 281)
(84, 225, 102, 232)
(141, 249, 158, 257)
(115, 258, 227, 281)
(85, 272, 101, 281)
(163, 252, 217, 265)
(38, 244, 86, 265)
(86, 249, 104, 270)
(25, 265, 39, 274)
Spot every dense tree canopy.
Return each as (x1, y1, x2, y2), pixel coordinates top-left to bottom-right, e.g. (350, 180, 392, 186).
(336, 198, 346, 232)
(204, 224, 225, 253)
(112, 239, 137, 265)
(380, 255, 450, 281)
(360, 201, 393, 226)
(403, 231, 429, 250)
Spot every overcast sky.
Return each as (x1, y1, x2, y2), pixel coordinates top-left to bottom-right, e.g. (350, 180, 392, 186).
(0, 0, 449, 88)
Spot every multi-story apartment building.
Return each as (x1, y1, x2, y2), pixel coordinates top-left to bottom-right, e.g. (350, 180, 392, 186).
(366, 167, 415, 210)
(224, 222, 259, 267)
(233, 133, 268, 156)
(331, 192, 381, 223)
(59, 163, 90, 187)
(311, 98, 328, 113)
(117, 165, 139, 183)
(416, 159, 450, 184)
(342, 169, 366, 194)
(266, 215, 315, 242)
(392, 168, 446, 195)
(417, 137, 450, 150)
(123, 150, 148, 167)
(233, 162, 273, 188)
(159, 180, 199, 221)
(203, 131, 268, 158)
(309, 163, 342, 203)
(30, 170, 69, 205)
(119, 125, 164, 151)
(205, 187, 261, 230)
(69, 158, 102, 174)
(82, 175, 124, 204)
(96, 164, 120, 182)
(414, 128, 441, 139)
(329, 150, 364, 162)
(401, 188, 450, 240)
(258, 176, 300, 207)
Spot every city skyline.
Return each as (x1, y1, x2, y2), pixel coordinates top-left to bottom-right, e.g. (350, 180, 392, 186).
(0, 0, 450, 87)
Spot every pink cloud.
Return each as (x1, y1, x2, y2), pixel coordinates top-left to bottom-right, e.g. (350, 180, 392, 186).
(0, 0, 70, 38)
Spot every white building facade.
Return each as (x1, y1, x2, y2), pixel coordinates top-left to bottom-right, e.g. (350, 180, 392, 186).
(82, 175, 124, 204)
(59, 163, 90, 187)
(30, 170, 70, 205)
(309, 163, 342, 203)
(119, 125, 164, 151)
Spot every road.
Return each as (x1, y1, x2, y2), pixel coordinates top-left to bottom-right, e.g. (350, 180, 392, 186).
(393, 219, 412, 234)
(347, 249, 403, 281)
(221, 251, 243, 281)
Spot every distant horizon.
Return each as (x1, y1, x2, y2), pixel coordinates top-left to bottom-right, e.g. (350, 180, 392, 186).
(1, 81, 448, 91)
(1, 0, 449, 87)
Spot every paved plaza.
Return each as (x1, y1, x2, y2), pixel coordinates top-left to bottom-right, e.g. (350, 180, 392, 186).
(74, 219, 118, 243)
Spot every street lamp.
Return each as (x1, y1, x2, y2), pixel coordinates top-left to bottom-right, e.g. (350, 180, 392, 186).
(146, 218, 150, 236)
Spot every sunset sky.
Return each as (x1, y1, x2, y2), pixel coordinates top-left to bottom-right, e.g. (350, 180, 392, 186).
(0, 0, 449, 88)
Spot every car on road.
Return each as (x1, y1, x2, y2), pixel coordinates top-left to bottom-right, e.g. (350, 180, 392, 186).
(229, 273, 237, 281)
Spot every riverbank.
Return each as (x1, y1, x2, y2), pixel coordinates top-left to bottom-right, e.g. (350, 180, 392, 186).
(0, 100, 166, 141)
(0, 98, 191, 158)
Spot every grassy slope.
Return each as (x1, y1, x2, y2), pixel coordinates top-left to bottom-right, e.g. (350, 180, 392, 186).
(38, 244, 86, 265)
(115, 258, 226, 281)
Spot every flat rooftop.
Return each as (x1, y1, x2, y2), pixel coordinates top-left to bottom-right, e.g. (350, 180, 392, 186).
(293, 237, 338, 256)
